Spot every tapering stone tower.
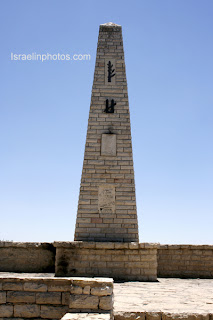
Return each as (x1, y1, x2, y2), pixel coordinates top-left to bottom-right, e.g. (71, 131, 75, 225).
(55, 23, 158, 280)
(74, 22, 139, 242)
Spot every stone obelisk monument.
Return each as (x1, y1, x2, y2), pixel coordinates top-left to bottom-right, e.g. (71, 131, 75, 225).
(55, 23, 158, 280)
(74, 22, 139, 242)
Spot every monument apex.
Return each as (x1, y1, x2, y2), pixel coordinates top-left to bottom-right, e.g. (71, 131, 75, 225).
(101, 22, 121, 26)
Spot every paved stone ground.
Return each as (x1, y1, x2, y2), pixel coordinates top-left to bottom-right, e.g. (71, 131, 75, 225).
(114, 278, 213, 314)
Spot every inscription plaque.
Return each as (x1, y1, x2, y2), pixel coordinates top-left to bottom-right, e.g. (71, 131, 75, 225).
(98, 185, 115, 214)
(101, 134, 116, 156)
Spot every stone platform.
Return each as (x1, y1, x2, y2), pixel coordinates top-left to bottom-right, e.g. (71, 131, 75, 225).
(54, 242, 159, 281)
(114, 278, 213, 319)
(1, 274, 213, 320)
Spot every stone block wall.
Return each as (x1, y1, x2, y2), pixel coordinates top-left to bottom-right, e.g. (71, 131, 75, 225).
(1, 242, 213, 279)
(158, 245, 213, 278)
(0, 242, 55, 273)
(54, 242, 158, 281)
(113, 312, 213, 320)
(0, 275, 113, 319)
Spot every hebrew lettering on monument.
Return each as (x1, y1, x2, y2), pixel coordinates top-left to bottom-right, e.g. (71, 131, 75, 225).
(107, 61, 116, 82)
(105, 58, 116, 85)
(104, 99, 116, 113)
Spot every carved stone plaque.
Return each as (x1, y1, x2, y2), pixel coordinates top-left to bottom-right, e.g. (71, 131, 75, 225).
(98, 185, 115, 214)
(101, 134, 116, 156)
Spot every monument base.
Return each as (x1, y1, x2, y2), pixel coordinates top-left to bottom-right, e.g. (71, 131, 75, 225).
(54, 242, 159, 281)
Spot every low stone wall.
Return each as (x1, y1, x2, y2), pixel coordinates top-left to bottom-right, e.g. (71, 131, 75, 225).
(158, 245, 213, 278)
(1, 242, 213, 280)
(0, 274, 113, 319)
(114, 312, 212, 320)
(0, 242, 55, 273)
(54, 242, 159, 281)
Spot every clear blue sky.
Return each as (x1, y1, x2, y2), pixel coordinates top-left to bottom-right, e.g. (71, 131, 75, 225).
(0, 1, 212, 244)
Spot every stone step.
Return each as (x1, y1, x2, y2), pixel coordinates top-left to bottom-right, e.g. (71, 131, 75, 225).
(61, 313, 111, 320)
